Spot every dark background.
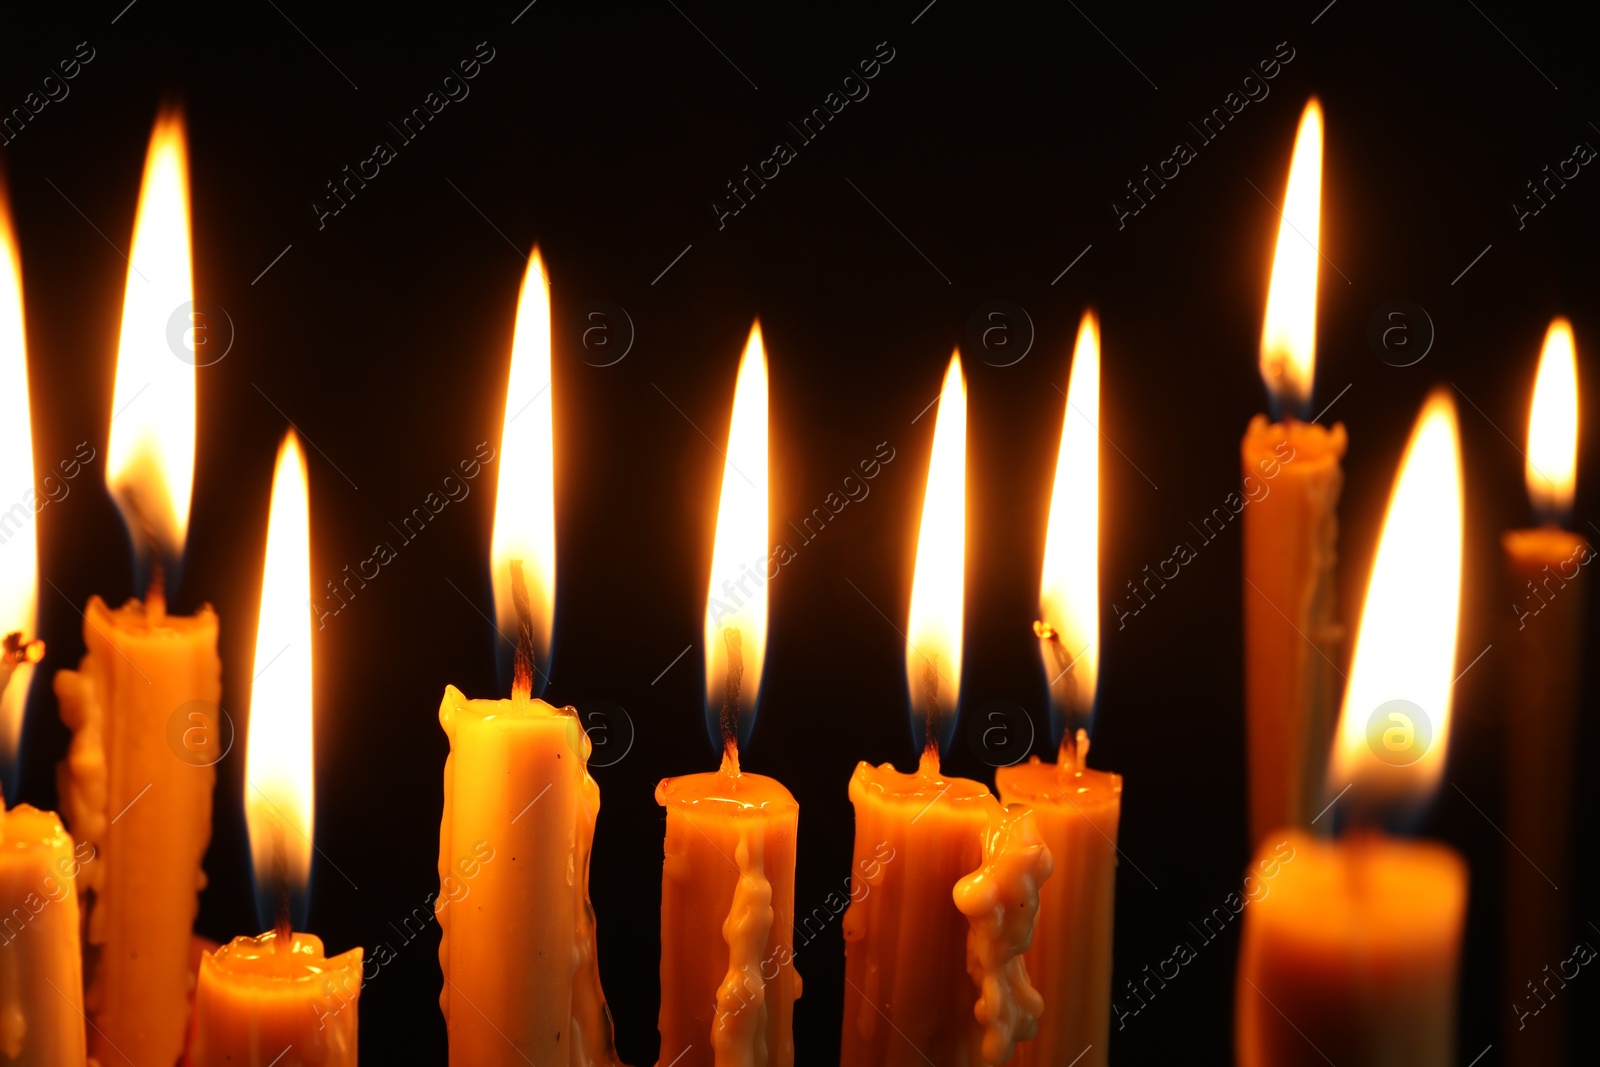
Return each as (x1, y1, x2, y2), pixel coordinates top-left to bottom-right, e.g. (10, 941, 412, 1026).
(4, 1, 1599, 1063)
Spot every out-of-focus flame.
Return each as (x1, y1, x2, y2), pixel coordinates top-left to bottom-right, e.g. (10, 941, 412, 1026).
(0, 187, 38, 765)
(1259, 98, 1323, 416)
(106, 108, 197, 572)
(1038, 313, 1100, 734)
(703, 323, 769, 747)
(906, 353, 966, 753)
(490, 249, 557, 689)
(1526, 317, 1578, 523)
(1328, 391, 1462, 812)
(245, 432, 314, 905)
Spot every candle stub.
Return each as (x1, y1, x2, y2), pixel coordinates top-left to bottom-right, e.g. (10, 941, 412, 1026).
(189, 929, 361, 1066)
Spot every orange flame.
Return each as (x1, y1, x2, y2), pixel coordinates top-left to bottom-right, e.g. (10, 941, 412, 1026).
(106, 108, 197, 566)
(1526, 317, 1578, 522)
(245, 432, 314, 897)
(1259, 98, 1323, 414)
(0, 186, 38, 761)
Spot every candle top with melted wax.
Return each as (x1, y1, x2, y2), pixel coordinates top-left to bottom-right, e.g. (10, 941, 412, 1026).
(995, 729, 1122, 809)
(655, 744, 796, 816)
(0, 802, 69, 851)
(207, 930, 362, 985)
(849, 746, 994, 807)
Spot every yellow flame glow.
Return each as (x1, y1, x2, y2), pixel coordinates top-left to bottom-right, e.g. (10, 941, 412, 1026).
(1039, 312, 1100, 721)
(490, 249, 557, 670)
(906, 353, 966, 737)
(245, 432, 314, 895)
(0, 189, 38, 758)
(703, 324, 769, 726)
(1329, 391, 1462, 809)
(1259, 98, 1323, 413)
(106, 108, 197, 564)
(1526, 317, 1578, 522)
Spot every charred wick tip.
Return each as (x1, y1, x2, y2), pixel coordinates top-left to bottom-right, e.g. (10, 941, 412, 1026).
(720, 627, 744, 752)
(270, 820, 292, 947)
(921, 656, 942, 758)
(510, 559, 536, 701)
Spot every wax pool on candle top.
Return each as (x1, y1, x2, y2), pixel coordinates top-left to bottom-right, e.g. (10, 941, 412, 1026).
(1241, 415, 1345, 844)
(189, 930, 361, 1066)
(994, 732, 1121, 1067)
(437, 685, 618, 1066)
(55, 593, 220, 1067)
(657, 750, 799, 1067)
(1235, 830, 1466, 1067)
(0, 803, 90, 1066)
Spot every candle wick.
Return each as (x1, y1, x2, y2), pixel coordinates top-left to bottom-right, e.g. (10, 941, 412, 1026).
(509, 559, 537, 702)
(1035, 619, 1085, 735)
(921, 655, 942, 762)
(270, 819, 292, 951)
(147, 559, 166, 624)
(721, 627, 744, 762)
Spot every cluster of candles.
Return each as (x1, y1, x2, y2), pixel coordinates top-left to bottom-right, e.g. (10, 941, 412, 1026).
(0, 94, 1585, 1067)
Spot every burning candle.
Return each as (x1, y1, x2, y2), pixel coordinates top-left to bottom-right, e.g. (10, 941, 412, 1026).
(436, 249, 619, 1066)
(841, 354, 1051, 1067)
(996, 312, 1122, 1067)
(1242, 98, 1347, 846)
(53, 108, 223, 1067)
(0, 187, 89, 1067)
(656, 323, 802, 1067)
(1502, 317, 1586, 1061)
(189, 431, 362, 1066)
(1236, 391, 1468, 1067)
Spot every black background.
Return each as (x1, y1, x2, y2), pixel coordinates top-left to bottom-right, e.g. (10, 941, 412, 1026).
(4, 1, 1599, 1063)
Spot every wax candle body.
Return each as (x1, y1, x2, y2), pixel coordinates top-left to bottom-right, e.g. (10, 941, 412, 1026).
(437, 685, 618, 1066)
(1241, 417, 1345, 845)
(842, 754, 1047, 1067)
(995, 749, 1121, 1067)
(54, 594, 221, 1066)
(656, 755, 798, 1067)
(0, 804, 89, 1066)
(1502, 527, 1589, 1061)
(189, 930, 361, 1066)
(1235, 830, 1465, 1067)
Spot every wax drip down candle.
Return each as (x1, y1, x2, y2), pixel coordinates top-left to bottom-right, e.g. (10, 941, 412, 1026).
(53, 107, 223, 1067)
(841, 353, 1052, 1067)
(437, 248, 620, 1066)
(656, 323, 802, 1067)
(996, 312, 1122, 1067)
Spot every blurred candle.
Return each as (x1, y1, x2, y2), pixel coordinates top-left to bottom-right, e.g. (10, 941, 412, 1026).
(190, 432, 363, 1066)
(1242, 98, 1347, 845)
(54, 109, 223, 1067)
(996, 312, 1121, 1067)
(437, 250, 619, 1065)
(842, 354, 1050, 1067)
(1502, 318, 1586, 1062)
(1236, 392, 1468, 1067)
(657, 324, 802, 1067)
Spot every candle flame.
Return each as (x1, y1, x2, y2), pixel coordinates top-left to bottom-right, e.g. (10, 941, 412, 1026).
(106, 108, 197, 575)
(1259, 98, 1322, 415)
(0, 187, 38, 765)
(490, 248, 557, 691)
(703, 323, 769, 750)
(245, 432, 314, 907)
(1038, 313, 1100, 737)
(1328, 391, 1462, 813)
(1526, 317, 1578, 523)
(906, 353, 966, 756)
